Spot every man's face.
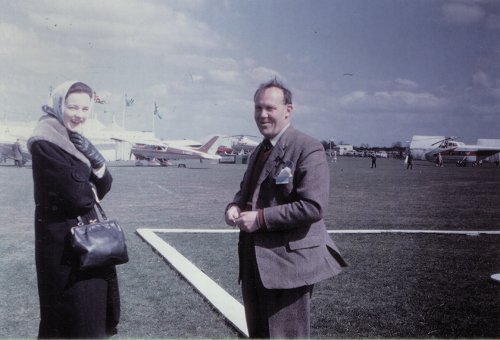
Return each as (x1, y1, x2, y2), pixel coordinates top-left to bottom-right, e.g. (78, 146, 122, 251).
(254, 87, 292, 139)
(63, 92, 91, 133)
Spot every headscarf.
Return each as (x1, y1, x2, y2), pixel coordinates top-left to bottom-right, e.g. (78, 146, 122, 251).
(42, 80, 94, 126)
(27, 80, 94, 166)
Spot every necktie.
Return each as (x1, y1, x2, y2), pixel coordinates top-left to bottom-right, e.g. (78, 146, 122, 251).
(262, 139, 272, 152)
(245, 139, 273, 210)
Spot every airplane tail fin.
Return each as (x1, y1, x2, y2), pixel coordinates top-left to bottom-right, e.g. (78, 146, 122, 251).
(197, 136, 219, 154)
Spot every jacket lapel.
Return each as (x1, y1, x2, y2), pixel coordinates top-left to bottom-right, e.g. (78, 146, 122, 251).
(251, 128, 292, 207)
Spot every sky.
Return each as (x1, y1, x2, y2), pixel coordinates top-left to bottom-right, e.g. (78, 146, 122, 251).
(0, 0, 499, 146)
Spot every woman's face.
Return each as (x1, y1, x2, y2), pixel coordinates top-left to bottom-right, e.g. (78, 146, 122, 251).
(63, 92, 91, 133)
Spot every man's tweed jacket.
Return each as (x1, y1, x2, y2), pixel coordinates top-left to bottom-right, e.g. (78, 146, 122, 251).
(232, 126, 347, 289)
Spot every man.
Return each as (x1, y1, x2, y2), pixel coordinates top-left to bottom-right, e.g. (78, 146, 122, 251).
(437, 152, 443, 167)
(371, 153, 377, 168)
(225, 79, 347, 338)
(12, 139, 23, 167)
(406, 152, 413, 170)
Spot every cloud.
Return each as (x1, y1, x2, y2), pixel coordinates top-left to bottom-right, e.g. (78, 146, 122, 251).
(0, 22, 67, 69)
(394, 78, 418, 90)
(442, 1, 500, 28)
(339, 90, 449, 113)
(0, 23, 36, 51)
(485, 13, 500, 29)
(491, 87, 500, 99)
(472, 71, 492, 87)
(22, 0, 222, 54)
(468, 71, 500, 100)
(163, 54, 240, 71)
(208, 69, 239, 83)
(245, 67, 283, 83)
(442, 2, 485, 24)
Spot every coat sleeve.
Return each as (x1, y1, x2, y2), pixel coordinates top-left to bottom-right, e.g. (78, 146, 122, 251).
(31, 141, 112, 217)
(262, 142, 330, 231)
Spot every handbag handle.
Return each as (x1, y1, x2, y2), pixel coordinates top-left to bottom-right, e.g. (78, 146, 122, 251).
(76, 202, 108, 226)
(94, 202, 109, 221)
(76, 185, 109, 225)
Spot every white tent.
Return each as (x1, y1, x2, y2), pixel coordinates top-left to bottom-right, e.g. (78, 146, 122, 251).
(477, 139, 500, 162)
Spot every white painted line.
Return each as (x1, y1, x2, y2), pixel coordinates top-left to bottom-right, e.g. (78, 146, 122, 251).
(491, 274, 500, 284)
(327, 229, 500, 235)
(146, 228, 240, 234)
(142, 228, 500, 235)
(136, 228, 249, 338)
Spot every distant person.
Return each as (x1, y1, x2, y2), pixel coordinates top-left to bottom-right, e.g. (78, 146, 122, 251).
(496, 159, 499, 167)
(28, 81, 121, 338)
(225, 79, 347, 338)
(406, 152, 413, 170)
(371, 153, 377, 168)
(12, 139, 23, 167)
(437, 153, 443, 167)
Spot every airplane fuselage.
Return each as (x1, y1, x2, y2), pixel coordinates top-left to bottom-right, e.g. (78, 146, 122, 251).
(131, 145, 220, 161)
(425, 148, 476, 163)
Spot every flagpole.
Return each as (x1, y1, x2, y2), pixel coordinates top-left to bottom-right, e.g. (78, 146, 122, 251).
(152, 102, 156, 137)
(92, 92, 96, 121)
(122, 94, 127, 129)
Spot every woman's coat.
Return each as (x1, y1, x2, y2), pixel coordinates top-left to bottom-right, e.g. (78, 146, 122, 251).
(29, 115, 119, 338)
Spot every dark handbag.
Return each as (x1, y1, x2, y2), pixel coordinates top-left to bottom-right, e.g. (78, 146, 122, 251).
(70, 202, 129, 270)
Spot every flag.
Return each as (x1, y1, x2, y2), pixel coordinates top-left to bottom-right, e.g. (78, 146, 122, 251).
(154, 102, 162, 119)
(94, 92, 106, 104)
(125, 94, 135, 107)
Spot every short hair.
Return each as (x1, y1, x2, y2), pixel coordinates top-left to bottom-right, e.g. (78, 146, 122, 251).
(254, 78, 292, 105)
(66, 82, 93, 99)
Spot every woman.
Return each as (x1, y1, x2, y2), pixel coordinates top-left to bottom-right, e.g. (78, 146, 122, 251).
(28, 81, 120, 338)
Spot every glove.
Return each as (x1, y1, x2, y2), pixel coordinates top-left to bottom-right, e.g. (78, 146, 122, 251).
(69, 132, 106, 169)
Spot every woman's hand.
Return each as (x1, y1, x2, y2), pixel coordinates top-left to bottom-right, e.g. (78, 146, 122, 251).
(69, 132, 105, 169)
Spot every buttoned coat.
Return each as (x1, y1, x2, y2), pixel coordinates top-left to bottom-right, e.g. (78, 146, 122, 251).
(29, 117, 120, 338)
(232, 127, 347, 289)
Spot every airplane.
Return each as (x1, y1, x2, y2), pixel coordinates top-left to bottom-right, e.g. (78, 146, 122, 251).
(114, 135, 221, 166)
(423, 137, 500, 166)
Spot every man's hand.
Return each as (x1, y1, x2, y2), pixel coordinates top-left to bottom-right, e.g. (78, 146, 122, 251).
(225, 205, 241, 227)
(235, 211, 260, 233)
(69, 132, 106, 169)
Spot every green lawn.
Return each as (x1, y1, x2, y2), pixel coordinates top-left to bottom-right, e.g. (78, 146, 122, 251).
(0, 157, 499, 338)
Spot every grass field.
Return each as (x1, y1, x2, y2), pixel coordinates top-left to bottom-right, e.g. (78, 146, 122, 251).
(0, 157, 499, 338)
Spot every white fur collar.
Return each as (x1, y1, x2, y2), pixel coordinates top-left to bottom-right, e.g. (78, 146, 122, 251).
(28, 116, 91, 167)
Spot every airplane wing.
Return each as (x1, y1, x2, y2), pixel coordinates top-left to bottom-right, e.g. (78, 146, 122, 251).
(110, 135, 169, 147)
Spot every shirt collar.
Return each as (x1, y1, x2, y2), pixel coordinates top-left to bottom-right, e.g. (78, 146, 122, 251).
(267, 123, 290, 147)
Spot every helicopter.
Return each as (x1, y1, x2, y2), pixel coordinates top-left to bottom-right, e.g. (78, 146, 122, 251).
(424, 137, 500, 166)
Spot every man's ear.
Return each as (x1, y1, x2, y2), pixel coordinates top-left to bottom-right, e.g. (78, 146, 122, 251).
(285, 104, 293, 119)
